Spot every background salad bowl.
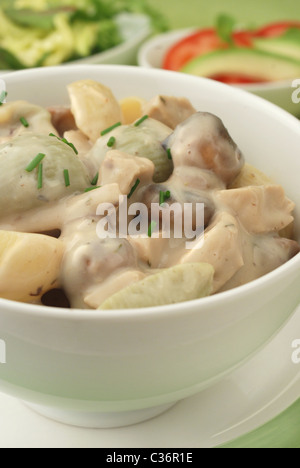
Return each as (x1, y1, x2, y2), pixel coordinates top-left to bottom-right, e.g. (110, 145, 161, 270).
(138, 28, 300, 117)
(0, 65, 299, 429)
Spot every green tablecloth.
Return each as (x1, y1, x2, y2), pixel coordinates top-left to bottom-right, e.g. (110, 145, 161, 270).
(149, 0, 300, 449)
(150, 0, 300, 29)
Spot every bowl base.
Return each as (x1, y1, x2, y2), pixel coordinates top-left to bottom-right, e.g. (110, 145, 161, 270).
(24, 401, 177, 429)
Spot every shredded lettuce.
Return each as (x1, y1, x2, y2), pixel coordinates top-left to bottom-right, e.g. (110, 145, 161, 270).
(0, 0, 168, 69)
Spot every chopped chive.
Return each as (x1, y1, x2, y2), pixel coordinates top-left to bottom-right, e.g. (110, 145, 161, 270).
(159, 190, 171, 206)
(20, 117, 29, 128)
(26, 153, 46, 172)
(91, 172, 99, 186)
(101, 122, 121, 136)
(134, 115, 149, 127)
(84, 186, 101, 193)
(107, 136, 116, 148)
(148, 221, 157, 238)
(167, 148, 172, 160)
(37, 164, 43, 190)
(0, 91, 7, 106)
(64, 169, 70, 187)
(49, 133, 78, 155)
(127, 178, 140, 199)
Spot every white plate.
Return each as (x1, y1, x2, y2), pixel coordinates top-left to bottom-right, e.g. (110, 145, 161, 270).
(0, 305, 299, 448)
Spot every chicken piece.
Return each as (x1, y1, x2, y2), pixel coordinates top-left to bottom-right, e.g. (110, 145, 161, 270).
(64, 130, 93, 160)
(84, 117, 173, 183)
(220, 234, 300, 292)
(164, 112, 244, 186)
(215, 185, 295, 234)
(128, 234, 182, 269)
(48, 106, 76, 136)
(143, 95, 196, 129)
(99, 150, 155, 195)
(0, 101, 58, 143)
(175, 212, 244, 292)
(84, 269, 145, 309)
(61, 222, 139, 309)
(67, 80, 123, 142)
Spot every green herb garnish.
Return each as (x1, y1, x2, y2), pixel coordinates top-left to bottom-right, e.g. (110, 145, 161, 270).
(107, 136, 116, 147)
(0, 90, 7, 106)
(91, 172, 99, 186)
(37, 163, 43, 190)
(101, 122, 122, 136)
(127, 178, 140, 199)
(148, 221, 157, 238)
(134, 115, 149, 127)
(49, 133, 78, 155)
(20, 116, 29, 128)
(159, 190, 171, 206)
(167, 148, 172, 160)
(84, 186, 101, 193)
(64, 169, 70, 187)
(26, 153, 46, 172)
(216, 14, 236, 44)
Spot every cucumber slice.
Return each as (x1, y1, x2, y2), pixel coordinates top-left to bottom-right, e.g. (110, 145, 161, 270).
(99, 263, 214, 310)
(254, 29, 300, 62)
(181, 48, 300, 81)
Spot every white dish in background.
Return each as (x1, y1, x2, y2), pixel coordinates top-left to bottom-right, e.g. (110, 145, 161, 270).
(0, 65, 299, 429)
(138, 28, 300, 117)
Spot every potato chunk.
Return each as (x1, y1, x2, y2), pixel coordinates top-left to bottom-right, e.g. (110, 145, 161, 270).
(67, 80, 123, 142)
(0, 231, 64, 303)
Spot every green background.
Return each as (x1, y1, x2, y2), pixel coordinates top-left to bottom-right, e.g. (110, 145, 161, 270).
(149, 0, 300, 449)
(150, 0, 300, 29)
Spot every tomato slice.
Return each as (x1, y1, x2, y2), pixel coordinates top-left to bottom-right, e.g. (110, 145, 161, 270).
(210, 74, 268, 85)
(163, 29, 223, 71)
(163, 29, 253, 71)
(254, 21, 300, 38)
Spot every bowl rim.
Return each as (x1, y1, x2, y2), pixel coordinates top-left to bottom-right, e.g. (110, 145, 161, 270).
(138, 27, 298, 91)
(0, 64, 300, 320)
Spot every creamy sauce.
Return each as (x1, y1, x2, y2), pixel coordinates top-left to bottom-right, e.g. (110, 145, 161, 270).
(0, 93, 299, 309)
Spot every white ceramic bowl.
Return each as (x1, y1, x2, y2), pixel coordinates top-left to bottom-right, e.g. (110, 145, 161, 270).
(0, 65, 299, 429)
(138, 28, 300, 117)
